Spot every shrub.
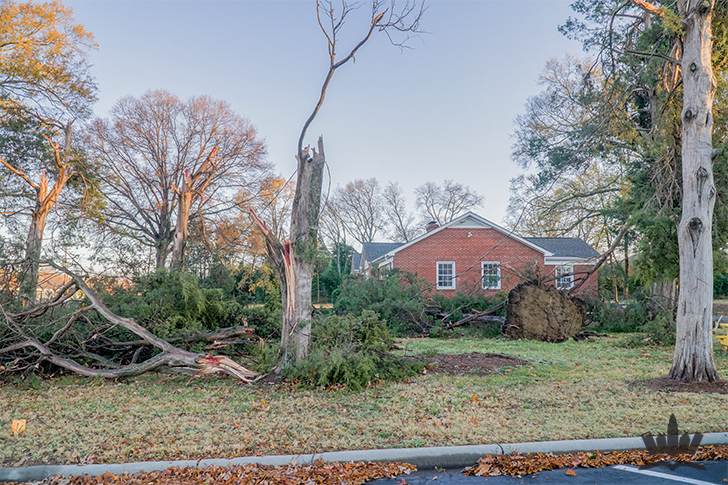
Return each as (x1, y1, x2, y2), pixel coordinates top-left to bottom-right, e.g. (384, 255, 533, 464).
(104, 270, 242, 338)
(587, 294, 676, 346)
(283, 311, 425, 391)
(334, 270, 430, 335)
(587, 299, 650, 333)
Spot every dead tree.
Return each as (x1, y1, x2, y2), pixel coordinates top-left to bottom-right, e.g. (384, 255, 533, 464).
(250, 0, 424, 369)
(0, 262, 258, 381)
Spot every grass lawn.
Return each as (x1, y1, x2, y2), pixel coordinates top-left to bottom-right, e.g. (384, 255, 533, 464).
(2, 334, 728, 467)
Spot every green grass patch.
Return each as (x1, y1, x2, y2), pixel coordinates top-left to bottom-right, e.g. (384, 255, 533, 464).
(2, 334, 727, 467)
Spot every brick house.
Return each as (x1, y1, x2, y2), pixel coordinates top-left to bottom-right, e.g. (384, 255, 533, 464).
(360, 212, 600, 296)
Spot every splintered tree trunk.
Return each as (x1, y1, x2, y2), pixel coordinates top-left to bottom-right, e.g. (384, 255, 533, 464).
(670, 0, 720, 382)
(251, 137, 326, 369)
(170, 148, 218, 270)
(170, 188, 193, 270)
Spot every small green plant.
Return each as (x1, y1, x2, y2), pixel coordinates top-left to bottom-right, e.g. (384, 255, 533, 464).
(283, 311, 425, 391)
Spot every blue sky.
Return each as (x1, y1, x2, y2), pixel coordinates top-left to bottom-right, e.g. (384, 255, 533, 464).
(65, 0, 583, 231)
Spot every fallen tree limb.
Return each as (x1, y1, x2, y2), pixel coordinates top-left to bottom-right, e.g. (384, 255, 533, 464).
(442, 300, 507, 330)
(0, 261, 259, 382)
(91, 325, 256, 348)
(568, 223, 632, 296)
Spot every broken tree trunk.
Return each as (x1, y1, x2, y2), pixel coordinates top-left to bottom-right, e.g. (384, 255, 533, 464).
(170, 147, 218, 270)
(251, 137, 326, 370)
(503, 280, 586, 342)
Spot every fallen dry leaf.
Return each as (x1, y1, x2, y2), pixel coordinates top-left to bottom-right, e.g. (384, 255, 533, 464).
(565, 468, 577, 476)
(464, 445, 728, 478)
(5, 460, 416, 485)
(11, 420, 26, 435)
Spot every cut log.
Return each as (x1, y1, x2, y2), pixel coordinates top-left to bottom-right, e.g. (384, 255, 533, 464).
(503, 280, 586, 342)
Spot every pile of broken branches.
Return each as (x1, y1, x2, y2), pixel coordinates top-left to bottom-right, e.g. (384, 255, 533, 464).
(0, 262, 259, 382)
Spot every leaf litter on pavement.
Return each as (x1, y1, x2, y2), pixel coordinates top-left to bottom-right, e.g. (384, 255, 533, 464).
(7, 460, 417, 485)
(464, 445, 728, 478)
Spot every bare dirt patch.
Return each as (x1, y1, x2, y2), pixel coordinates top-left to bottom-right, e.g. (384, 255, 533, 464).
(634, 376, 728, 394)
(424, 352, 528, 376)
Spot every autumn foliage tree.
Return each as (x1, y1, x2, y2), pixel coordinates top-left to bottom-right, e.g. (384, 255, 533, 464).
(0, 0, 97, 302)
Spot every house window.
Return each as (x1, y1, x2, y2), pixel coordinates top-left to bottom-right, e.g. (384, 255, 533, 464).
(437, 261, 455, 289)
(482, 262, 501, 290)
(556, 265, 574, 289)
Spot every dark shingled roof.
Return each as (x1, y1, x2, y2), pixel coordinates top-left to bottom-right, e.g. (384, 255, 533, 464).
(524, 237, 600, 259)
(351, 253, 361, 272)
(362, 242, 404, 263)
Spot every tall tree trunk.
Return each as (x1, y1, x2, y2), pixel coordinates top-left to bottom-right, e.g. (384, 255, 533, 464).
(670, 0, 720, 382)
(155, 239, 170, 270)
(170, 179, 193, 270)
(624, 240, 629, 300)
(251, 138, 326, 369)
(170, 148, 217, 270)
(19, 169, 69, 303)
(19, 202, 49, 303)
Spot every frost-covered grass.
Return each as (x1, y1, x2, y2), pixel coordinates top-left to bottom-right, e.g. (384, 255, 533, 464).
(2, 335, 727, 467)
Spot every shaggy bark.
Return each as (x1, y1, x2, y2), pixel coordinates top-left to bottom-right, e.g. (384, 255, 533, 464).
(670, 0, 720, 382)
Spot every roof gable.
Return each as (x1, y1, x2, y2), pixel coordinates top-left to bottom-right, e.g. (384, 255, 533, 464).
(369, 212, 553, 264)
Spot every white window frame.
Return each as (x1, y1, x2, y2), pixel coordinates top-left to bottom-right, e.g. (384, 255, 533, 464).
(556, 265, 574, 290)
(481, 261, 501, 290)
(437, 261, 456, 289)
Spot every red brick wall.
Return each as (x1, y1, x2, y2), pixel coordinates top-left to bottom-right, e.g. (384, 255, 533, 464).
(392, 227, 546, 295)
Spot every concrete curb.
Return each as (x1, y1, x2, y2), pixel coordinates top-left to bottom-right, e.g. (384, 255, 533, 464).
(2, 432, 727, 483)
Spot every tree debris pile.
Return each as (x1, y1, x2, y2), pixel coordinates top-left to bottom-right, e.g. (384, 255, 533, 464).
(9, 460, 417, 485)
(502, 280, 585, 342)
(464, 445, 728, 478)
(0, 264, 258, 382)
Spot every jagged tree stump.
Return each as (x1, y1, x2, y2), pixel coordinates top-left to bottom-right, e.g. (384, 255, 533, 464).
(502, 280, 586, 342)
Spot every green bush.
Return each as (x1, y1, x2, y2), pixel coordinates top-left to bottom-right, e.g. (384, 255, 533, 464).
(587, 295, 676, 346)
(715, 273, 728, 298)
(283, 311, 425, 391)
(104, 270, 242, 338)
(334, 270, 430, 335)
(587, 299, 650, 333)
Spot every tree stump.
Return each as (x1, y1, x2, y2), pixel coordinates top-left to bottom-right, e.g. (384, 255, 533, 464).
(502, 280, 585, 342)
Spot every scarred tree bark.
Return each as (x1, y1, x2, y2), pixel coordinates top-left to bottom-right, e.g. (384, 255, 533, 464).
(251, 138, 326, 366)
(249, 0, 422, 369)
(669, 0, 720, 381)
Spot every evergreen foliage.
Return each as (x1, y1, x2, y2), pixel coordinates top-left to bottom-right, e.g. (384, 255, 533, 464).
(282, 311, 425, 391)
(334, 269, 429, 334)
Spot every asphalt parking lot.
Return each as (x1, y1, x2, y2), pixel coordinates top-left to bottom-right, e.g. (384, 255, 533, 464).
(370, 460, 728, 484)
